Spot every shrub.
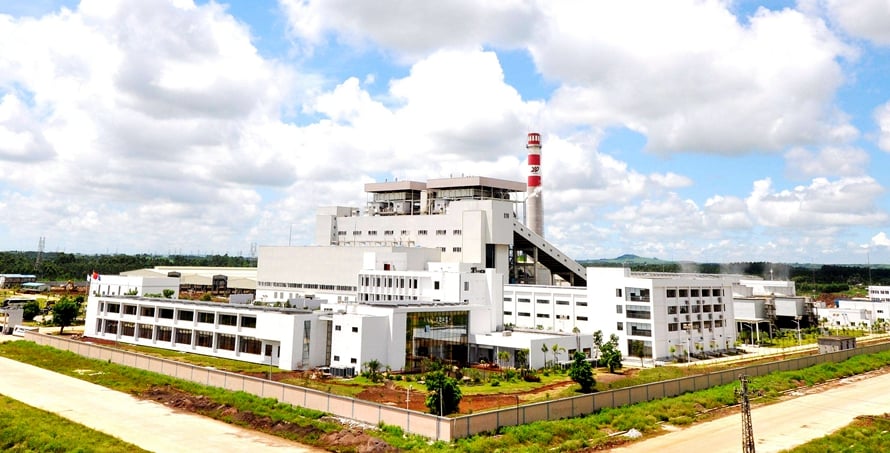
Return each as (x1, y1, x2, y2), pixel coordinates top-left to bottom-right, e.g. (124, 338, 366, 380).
(523, 373, 541, 383)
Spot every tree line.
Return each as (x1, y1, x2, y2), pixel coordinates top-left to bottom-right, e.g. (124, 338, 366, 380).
(0, 251, 256, 281)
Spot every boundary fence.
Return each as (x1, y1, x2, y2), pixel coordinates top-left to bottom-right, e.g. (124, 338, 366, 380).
(23, 332, 890, 440)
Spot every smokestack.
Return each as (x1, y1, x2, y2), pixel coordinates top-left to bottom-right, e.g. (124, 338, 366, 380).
(526, 132, 543, 236)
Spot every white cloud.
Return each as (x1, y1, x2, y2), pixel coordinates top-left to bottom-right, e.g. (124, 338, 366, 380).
(826, 0, 890, 45)
(876, 101, 890, 152)
(784, 146, 869, 179)
(279, 0, 538, 59)
(872, 232, 890, 247)
(536, 3, 856, 154)
(746, 177, 887, 227)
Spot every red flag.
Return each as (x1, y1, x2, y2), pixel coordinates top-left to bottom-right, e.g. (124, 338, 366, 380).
(92, 271, 99, 281)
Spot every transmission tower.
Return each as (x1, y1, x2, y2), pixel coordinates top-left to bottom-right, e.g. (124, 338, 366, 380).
(35, 236, 45, 271)
(737, 374, 755, 453)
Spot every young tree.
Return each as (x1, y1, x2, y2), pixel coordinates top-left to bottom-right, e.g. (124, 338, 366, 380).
(600, 334, 623, 373)
(515, 348, 529, 370)
(630, 339, 645, 367)
(497, 350, 510, 368)
(568, 350, 595, 392)
(22, 300, 40, 321)
(551, 343, 566, 367)
(362, 359, 382, 383)
(424, 370, 462, 416)
(592, 330, 604, 369)
(52, 297, 80, 335)
(541, 343, 549, 368)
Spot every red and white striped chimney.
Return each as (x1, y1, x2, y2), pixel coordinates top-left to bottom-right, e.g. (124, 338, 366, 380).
(526, 132, 543, 236)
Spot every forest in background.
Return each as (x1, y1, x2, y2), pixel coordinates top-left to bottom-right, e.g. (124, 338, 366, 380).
(1, 251, 888, 293)
(0, 251, 256, 282)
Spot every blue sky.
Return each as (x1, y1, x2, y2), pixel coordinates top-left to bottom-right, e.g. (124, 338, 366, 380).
(1, 0, 890, 264)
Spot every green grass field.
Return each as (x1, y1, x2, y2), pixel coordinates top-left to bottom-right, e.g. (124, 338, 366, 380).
(0, 394, 147, 453)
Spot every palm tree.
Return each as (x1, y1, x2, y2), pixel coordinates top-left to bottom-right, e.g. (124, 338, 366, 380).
(541, 343, 549, 368)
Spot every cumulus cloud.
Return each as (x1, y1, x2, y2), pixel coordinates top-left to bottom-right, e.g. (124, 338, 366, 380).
(825, 0, 890, 45)
(279, 0, 538, 59)
(537, 3, 856, 154)
(784, 146, 869, 179)
(876, 101, 890, 152)
(746, 177, 887, 227)
(872, 232, 890, 248)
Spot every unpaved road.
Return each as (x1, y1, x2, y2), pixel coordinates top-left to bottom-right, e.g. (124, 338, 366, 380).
(0, 355, 322, 452)
(612, 370, 890, 452)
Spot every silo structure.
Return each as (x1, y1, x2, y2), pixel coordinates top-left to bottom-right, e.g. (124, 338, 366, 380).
(526, 132, 543, 236)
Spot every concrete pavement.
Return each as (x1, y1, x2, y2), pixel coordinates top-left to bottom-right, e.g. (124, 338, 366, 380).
(612, 369, 890, 452)
(0, 353, 322, 452)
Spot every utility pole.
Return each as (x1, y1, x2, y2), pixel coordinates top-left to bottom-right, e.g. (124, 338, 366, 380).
(737, 374, 755, 453)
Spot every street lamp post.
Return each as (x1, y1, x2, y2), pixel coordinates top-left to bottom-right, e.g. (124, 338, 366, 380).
(407, 385, 412, 410)
(792, 316, 802, 347)
(682, 323, 691, 363)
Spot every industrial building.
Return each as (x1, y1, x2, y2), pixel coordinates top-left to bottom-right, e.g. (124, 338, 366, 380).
(83, 132, 779, 372)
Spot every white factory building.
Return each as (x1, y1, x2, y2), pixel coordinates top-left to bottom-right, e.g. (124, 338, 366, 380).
(815, 285, 890, 332)
(83, 134, 804, 371)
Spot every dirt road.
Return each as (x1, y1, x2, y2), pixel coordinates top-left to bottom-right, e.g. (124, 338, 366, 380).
(612, 370, 890, 452)
(0, 355, 322, 452)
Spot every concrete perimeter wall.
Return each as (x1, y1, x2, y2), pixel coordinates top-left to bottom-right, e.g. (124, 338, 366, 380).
(24, 332, 890, 441)
(24, 332, 451, 440)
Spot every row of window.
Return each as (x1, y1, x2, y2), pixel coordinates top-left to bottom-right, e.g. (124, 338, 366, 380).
(100, 303, 256, 328)
(361, 276, 420, 289)
(508, 297, 587, 306)
(342, 229, 463, 237)
(333, 325, 360, 333)
(98, 320, 263, 354)
(332, 355, 358, 364)
(666, 288, 724, 298)
(505, 311, 589, 321)
(258, 281, 356, 292)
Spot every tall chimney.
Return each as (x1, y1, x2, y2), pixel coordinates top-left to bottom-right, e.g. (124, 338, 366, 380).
(526, 132, 543, 236)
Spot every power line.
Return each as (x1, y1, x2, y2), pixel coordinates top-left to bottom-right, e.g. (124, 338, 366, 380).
(737, 374, 755, 453)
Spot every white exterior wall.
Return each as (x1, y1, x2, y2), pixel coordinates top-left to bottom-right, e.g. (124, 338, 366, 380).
(89, 275, 180, 298)
(587, 267, 738, 361)
(329, 313, 390, 371)
(503, 285, 589, 333)
(869, 286, 890, 302)
(84, 296, 322, 370)
(738, 279, 797, 297)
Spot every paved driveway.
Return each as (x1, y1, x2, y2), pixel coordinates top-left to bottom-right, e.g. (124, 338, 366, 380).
(612, 370, 890, 452)
(0, 354, 322, 452)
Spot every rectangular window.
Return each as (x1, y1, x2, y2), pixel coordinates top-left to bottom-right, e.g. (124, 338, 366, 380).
(123, 305, 137, 315)
(334, 355, 340, 361)
(195, 331, 213, 348)
(702, 288, 711, 297)
(453, 229, 462, 235)
(120, 322, 135, 336)
(504, 311, 513, 316)
(666, 289, 677, 298)
(335, 325, 342, 331)
(536, 313, 550, 318)
(219, 314, 237, 326)
(175, 328, 192, 345)
(177, 310, 194, 322)
(576, 301, 588, 306)
(107, 303, 120, 314)
(555, 300, 570, 305)
(140, 306, 155, 317)
(518, 298, 530, 303)
(577, 316, 588, 321)
(240, 316, 257, 329)
(691, 289, 700, 297)
(137, 324, 153, 340)
(679, 289, 689, 297)
(350, 358, 357, 364)
(464, 281, 469, 291)
(668, 323, 679, 332)
(159, 308, 174, 319)
(668, 306, 678, 315)
(156, 326, 172, 342)
(616, 305, 623, 314)
(367, 230, 377, 236)
(217, 333, 236, 351)
(453, 247, 462, 252)
(616, 288, 623, 297)
(239, 336, 262, 355)
(417, 230, 428, 235)
(504, 297, 512, 302)
(537, 299, 549, 304)
(197, 312, 214, 323)
(518, 312, 530, 317)
(617, 322, 623, 331)
(434, 281, 440, 290)
(351, 326, 359, 333)
(436, 229, 447, 235)
(401, 230, 408, 235)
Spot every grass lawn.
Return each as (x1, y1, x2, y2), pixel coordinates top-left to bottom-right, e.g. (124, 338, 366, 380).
(786, 414, 890, 453)
(0, 394, 148, 453)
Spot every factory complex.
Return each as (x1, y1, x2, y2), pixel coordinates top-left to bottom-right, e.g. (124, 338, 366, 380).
(83, 133, 852, 374)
